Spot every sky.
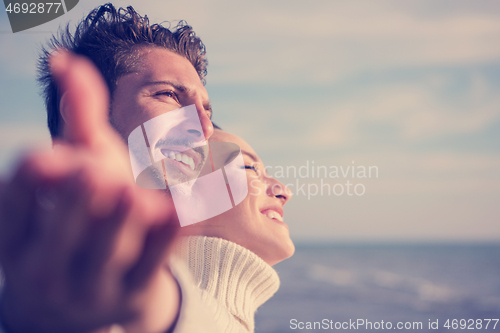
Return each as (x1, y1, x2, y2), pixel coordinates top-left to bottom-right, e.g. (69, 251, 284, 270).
(0, 0, 499, 243)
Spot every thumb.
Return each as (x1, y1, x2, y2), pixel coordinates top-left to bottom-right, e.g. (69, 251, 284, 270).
(50, 49, 110, 148)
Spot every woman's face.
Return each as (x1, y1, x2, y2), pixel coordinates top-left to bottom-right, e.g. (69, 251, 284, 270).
(181, 130, 294, 265)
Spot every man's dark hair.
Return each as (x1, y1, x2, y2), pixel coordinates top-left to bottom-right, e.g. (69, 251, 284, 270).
(38, 3, 208, 139)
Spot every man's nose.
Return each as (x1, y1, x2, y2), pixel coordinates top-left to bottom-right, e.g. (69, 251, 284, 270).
(194, 99, 214, 140)
(175, 100, 213, 143)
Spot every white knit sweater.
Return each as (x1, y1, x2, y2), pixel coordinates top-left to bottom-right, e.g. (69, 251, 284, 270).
(172, 236, 281, 333)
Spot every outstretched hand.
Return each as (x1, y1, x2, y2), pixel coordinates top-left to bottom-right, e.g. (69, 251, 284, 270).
(0, 51, 180, 333)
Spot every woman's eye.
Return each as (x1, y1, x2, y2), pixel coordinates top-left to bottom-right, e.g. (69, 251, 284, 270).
(242, 165, 258, 173)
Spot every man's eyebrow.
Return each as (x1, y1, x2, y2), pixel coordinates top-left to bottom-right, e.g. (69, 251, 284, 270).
(142, 80, 187, 92)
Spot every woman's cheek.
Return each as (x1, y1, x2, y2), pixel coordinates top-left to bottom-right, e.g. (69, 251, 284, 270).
(249, 179, 263, 196)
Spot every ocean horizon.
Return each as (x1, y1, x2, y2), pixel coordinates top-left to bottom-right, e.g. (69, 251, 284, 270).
(255, 243, 500, 333)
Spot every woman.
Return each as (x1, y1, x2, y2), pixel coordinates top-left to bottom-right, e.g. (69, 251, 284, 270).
(169, 129, 295, 333)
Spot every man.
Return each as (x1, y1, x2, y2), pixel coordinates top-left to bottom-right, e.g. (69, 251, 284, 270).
(0, 4, 216, 333)
(39, 3, 214, 189)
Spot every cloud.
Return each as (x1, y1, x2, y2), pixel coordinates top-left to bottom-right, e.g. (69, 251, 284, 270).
(199, 0, 500, 85)
(303, 73, 500, 146)
(305, 108, 360, 148)
(2, 0, 500, 86)
(280, 148, 500, 242)
(216, 72, 500, 155)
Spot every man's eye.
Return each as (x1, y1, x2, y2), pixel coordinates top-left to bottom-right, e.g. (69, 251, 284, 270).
(155, 90, 179, 102)
(205, 107, 213, 120)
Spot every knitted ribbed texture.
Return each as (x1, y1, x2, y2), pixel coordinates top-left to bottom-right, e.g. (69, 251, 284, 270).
(172, 236, 280, 333)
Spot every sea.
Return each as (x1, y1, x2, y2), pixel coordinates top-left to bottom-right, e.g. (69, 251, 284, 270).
(255, 244, 500, 333)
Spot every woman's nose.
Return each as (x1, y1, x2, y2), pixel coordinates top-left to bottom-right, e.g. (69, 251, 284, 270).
(266, 177, 292, 205)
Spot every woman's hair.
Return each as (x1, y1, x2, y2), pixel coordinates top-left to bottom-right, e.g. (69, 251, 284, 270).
(38, 3, 208, 138)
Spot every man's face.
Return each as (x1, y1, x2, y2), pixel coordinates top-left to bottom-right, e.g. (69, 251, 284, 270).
(110, 47, 214, 187)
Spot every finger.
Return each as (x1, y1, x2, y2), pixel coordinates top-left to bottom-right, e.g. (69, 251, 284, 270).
(74, 187, 133, 292)
(36, 170, 92, 281)
(124, 217, 178, 290)
(0, 148, 89, 279)
(5, 144, 85, 184)
(0, 148, 100, 266)
(0, 161, 41, 263)
(135, 188, 177, 227)
(49, 50, 110, 148)
(50, 51, 139, 188)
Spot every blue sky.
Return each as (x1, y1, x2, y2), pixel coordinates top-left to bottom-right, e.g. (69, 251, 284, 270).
(1, 0, 499, 242)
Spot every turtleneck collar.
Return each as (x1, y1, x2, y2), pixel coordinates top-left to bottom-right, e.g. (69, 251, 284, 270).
(172, 236, 280, 332)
